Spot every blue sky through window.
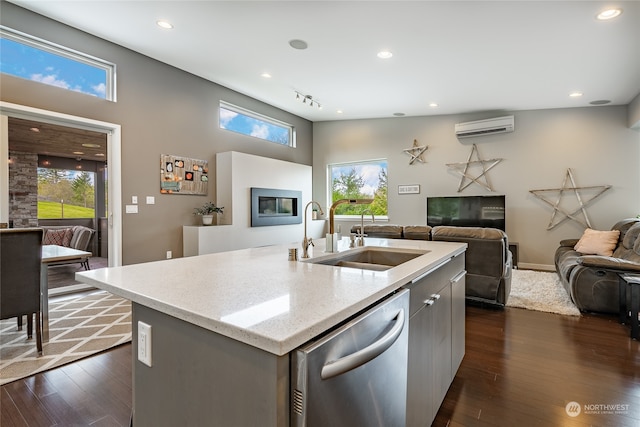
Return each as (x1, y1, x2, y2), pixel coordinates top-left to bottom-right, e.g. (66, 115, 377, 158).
(0, 37, 108, 99)
(331, 161, 387, 197)
(219, 105, 291, 145)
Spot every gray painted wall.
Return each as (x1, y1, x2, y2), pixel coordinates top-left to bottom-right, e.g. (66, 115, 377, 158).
(0, 3, 312, 264)
(313, 107, 640, 268)
(2, 3, 638, 268)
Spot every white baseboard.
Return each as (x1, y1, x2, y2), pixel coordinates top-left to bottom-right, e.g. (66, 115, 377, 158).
(517, 263, 556, 272)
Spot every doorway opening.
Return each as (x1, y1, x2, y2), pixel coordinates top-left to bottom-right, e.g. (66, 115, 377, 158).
(1, 101, 122, 294)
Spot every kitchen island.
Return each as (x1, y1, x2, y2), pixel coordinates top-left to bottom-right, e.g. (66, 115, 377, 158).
(77, 237, 466, 426)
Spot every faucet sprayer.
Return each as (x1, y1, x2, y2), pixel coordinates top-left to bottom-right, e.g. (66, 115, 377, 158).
(302, 201, 324, 258)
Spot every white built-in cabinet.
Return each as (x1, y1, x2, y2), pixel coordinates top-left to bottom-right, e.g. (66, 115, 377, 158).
(183, 151, 324, 256)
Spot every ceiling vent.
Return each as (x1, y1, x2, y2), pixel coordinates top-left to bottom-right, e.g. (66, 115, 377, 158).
(455, 115, 515, 139)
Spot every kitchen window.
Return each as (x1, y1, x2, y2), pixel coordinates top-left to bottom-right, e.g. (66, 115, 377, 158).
(219, 101, 295, 147)
(0, 26, 116, 101)
(329, 159, 388, 217)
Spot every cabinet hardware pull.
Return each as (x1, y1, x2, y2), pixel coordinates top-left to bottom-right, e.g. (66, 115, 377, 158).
(431, 294, 441, 300)
(424, 298, 435, 306)
(320, 309, 405, 380)
(450, 270, 467, 284)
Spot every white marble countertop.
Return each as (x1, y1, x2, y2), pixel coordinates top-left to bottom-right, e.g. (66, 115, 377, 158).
(77, 238, 466, 355)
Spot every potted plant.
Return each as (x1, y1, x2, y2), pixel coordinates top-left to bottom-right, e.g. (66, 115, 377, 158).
(194, 201, 224, 226)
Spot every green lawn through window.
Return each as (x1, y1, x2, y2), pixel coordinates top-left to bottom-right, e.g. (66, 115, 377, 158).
(38, 201, 95, 219)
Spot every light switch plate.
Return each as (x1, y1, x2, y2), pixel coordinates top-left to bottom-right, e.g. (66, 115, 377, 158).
(125, 205, 138, 214)
(132, 196, 138, 204)
(146, 196, 155, 205)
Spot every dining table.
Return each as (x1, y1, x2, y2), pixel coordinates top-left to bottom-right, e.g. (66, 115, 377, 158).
(41, 245, 92, 341)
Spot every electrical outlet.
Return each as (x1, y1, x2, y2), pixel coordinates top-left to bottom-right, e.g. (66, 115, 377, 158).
(138, 321, 152, 367)
(166, 250, 172, 259)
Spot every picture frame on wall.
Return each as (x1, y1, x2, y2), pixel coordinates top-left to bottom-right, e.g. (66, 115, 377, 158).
(160, 154, 208, 195)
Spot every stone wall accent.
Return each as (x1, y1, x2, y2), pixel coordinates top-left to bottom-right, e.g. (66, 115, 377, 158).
(9, 151, 38, 228)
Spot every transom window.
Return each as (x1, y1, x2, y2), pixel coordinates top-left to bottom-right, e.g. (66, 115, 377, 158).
(329, 159, 388, 216)
(219, 101, 294, 147)
(0, 26, 116, 101)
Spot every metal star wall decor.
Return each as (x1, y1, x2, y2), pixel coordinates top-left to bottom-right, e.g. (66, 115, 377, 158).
(403, 139, 428, 165)
(529, 168, 611, 230)
(446, 144, 503, 192)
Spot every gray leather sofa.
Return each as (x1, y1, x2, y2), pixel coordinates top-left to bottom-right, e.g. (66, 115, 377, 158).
(350, 224, 512, 307)
(554, 218, 640, 313)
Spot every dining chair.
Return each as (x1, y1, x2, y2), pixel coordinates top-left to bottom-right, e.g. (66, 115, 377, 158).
(0, 228, 44, 354)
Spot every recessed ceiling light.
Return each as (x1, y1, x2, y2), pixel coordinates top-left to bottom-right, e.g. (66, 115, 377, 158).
(590, 100, 611, 105)
(377, 51, 393, 59)
(82, 143, 101, 148)
(337, 110, 343, 114)
(289, 39, 308, 50)
(157, 20, 173, 29)
(73, 151, 84, 155)
(95, 153, 106, 157)
(596, 8, 622, 20)
(30, 127, 40, 132)
(429, 103, 439, 108)
(569, 91, 583, 98)
(260, 73, 272, 78)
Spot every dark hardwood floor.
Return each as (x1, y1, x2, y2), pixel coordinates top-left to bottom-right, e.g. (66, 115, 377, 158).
(47, 257, 109, 290)
(435, 306, 640, 427)
(2, 305, 638, 426)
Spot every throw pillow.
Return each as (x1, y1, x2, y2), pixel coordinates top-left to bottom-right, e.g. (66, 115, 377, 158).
(574, 228, 620, 256)
(43, 228, 74, 247)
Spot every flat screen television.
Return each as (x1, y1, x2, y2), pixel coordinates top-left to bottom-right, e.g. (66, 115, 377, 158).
(427, 195, 506, 231)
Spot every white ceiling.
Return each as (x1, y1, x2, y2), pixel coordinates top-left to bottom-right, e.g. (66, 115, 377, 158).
(7, 1, 640, 122)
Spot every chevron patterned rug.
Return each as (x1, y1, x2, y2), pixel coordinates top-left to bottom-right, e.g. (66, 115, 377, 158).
(0, 290, 131, 386)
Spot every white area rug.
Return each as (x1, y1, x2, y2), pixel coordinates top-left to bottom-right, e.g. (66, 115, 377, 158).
(507, 269, 581, 316)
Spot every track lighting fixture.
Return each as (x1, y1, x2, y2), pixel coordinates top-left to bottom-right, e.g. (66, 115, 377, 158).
(294, 91, 322, 109)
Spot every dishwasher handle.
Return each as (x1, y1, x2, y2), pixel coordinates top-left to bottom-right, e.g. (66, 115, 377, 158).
(321, 309, 405, 380)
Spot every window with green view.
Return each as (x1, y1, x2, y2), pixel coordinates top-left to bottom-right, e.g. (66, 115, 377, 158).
(329, 160, 388, 216)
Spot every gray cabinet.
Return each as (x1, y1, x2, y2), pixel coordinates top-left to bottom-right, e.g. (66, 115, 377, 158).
(451, 269, 467, 375)
(405, 253, 465, 426)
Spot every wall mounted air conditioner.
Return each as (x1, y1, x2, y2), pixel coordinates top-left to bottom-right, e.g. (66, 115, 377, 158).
(455, 115, 515, 139)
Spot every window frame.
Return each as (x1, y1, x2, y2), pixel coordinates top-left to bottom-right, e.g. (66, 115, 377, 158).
(328, 158, 389, 220)
(219, 101, 295, 147)
(0, 26, 117, 101)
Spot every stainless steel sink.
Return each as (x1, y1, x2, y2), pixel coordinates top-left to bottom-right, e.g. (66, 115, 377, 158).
(304, 247, 429, 271)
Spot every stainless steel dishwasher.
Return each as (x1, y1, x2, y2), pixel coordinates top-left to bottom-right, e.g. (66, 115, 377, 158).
(291, 289, 409, 427)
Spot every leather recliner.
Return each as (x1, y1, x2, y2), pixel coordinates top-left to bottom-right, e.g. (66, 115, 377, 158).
(349, 223, 512, 306)
(554, 218, 640, 313)
(431, 226, 512, 307)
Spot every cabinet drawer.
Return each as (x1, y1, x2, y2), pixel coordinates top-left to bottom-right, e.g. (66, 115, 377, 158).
(405, 253, 464, 316)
